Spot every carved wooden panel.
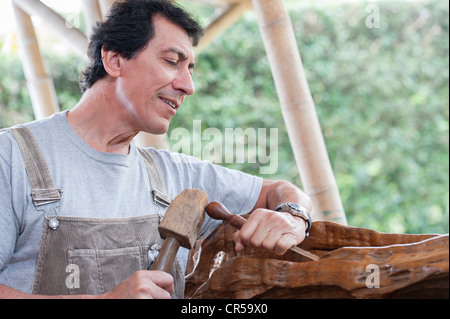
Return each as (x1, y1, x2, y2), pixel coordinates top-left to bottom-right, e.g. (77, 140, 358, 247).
(185, 221, 448, 299)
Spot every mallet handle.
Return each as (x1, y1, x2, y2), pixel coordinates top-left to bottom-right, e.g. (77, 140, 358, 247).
(150, 237, 180, 273)
(206, 201, 319, 261)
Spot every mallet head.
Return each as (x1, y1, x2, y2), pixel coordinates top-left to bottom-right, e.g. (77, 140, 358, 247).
(158, 188, 208, 249)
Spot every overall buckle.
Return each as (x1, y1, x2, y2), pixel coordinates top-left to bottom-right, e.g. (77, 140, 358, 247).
(32, 188, 63, 230)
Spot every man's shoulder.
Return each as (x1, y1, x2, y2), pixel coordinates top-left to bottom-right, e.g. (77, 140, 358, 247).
(0, 112, 66, 161)
(0, 127, 16, 160)
(24, 112, 65, 135)
(1, 112, 63, 138)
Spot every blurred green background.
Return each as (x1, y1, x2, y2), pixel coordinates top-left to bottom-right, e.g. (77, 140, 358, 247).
(0, 0, 448, 234)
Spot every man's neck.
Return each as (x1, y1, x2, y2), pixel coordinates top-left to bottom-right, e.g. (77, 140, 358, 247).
(67, 85, 139, 155)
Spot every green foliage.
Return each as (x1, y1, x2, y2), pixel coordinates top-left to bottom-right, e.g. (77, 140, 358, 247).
(0, 52, 33, 127)
(0, 0, 448, 234)
(288, 0, 449, 234)
(173, 0, 449, 234)
(0, 50, 83, 127)
(43, 51, 84, 111)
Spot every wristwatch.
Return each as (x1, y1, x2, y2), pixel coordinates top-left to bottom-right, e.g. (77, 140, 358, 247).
(275, 202, 312, 237)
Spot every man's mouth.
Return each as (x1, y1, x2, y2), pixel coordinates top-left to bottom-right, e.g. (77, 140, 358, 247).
(161, 98, 178, 110)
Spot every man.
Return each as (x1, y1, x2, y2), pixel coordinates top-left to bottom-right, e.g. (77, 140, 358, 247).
(0, 0, 312, 299)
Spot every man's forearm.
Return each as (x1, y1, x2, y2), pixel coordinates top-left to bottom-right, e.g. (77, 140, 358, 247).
(255, 180, 313, 216)
(0, 284, 95, 299)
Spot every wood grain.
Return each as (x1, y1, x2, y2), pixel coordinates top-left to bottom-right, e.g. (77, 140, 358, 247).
(185, 220, 448, 299)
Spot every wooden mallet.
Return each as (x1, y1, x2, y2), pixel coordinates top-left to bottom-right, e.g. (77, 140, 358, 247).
(151, 189, 208, 272)
(206, 201, 320, 261)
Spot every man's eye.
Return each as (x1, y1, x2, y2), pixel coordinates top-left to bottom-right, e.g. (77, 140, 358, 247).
(166, 59, 178, 66)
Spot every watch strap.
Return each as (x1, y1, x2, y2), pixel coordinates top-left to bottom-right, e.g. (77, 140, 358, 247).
(275, 203, 312, 237)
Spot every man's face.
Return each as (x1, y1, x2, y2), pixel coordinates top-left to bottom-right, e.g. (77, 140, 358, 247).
(117, 15, 196, 134)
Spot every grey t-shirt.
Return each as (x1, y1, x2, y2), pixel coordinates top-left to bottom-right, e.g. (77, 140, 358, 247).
(0, 111, 262, 294)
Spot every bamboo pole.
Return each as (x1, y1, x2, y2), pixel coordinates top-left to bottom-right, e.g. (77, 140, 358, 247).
(251, 0, 347, 224)
(98, 0, 116, 17)
(12, 3, 59, 120)
(82, 0, 102, 37)
(195, 0, 253, 54)
(12, 0, 88, 61)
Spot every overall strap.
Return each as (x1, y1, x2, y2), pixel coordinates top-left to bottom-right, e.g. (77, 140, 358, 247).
(138, 148, 171, 207)
(8, 125, 170, 209)
(9, 125, 62, 207)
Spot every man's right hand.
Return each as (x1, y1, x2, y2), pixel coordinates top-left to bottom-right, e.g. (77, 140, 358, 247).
(1, 270, 174, 299)
(98, 270, 174, 299)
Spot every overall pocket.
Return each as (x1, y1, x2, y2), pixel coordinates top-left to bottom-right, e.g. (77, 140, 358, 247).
(68, 246, 150, 295)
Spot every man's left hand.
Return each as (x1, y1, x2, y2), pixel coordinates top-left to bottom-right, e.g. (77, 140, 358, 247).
(232, 208, 307, 255)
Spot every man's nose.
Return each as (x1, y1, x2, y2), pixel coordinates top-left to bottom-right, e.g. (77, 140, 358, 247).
(173, 69, 195, 96)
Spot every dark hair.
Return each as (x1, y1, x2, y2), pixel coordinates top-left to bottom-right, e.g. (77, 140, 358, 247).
(79, 0, 203, 93)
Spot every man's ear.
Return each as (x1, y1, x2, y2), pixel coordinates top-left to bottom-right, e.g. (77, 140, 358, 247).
(101, 47, 123, 78)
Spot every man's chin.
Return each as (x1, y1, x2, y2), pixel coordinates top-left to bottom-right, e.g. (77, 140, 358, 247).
(142, 128, 168, 136)
(140, 119, 170, 135)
